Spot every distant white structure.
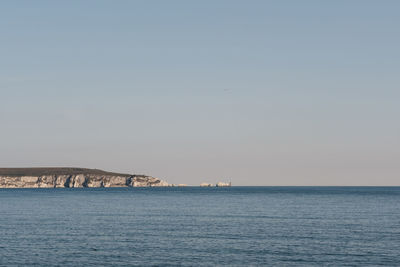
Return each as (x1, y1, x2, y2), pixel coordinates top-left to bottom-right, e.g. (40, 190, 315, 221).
(216, 181, 231, 187)
(200, 183, 212, 187)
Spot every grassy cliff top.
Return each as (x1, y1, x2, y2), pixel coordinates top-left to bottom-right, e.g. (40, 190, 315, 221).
(0, 168, 133, 177)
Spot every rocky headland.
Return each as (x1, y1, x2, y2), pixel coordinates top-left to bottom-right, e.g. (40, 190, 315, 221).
(0, 168, 170, 188)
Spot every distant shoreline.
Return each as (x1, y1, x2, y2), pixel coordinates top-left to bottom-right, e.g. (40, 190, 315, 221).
(0, 167, 170, 188)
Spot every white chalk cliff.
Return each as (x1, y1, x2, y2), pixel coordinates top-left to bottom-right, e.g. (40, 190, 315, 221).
(0, 168, 170, 188)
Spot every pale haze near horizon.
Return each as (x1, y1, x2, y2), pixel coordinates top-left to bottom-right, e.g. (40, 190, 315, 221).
(1, 1, 399, 186)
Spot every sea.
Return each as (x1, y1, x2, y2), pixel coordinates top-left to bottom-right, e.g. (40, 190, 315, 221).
(0, 187, 399, 266)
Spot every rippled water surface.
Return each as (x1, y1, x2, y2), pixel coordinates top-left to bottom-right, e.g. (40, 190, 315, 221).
(1, 187, 400, 266)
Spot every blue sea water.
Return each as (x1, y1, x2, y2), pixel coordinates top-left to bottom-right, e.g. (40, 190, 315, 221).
(0, 187, 399, 266)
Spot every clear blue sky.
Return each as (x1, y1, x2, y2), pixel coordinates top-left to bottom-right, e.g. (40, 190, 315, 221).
(1, 1, 399, 185)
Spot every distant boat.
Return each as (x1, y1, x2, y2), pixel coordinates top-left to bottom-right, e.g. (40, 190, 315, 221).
(200, 183, 212, 187)
(216, 181, 231, 187)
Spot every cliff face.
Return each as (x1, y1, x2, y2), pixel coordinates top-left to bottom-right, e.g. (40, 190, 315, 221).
(0, 168, 170, 188)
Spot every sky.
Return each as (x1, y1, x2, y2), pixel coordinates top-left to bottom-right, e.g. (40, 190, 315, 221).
(1, 1, 399, 185)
